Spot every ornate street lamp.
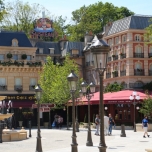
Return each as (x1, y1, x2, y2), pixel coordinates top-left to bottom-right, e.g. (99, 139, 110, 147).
(35, 84, 43, 152)
(129, 91, 140, 132)
(67, 71, 78, 152)
(81, 81, 95, 146)
(90, 34, 110, 152)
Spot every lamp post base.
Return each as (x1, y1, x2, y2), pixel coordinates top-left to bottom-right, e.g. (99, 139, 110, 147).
(98, 146, 106, 152)
(86, 130, 93, 146)
(134, 124, 136, 132)
(71, 144, 78, 152)
(36, 137, 42, 152)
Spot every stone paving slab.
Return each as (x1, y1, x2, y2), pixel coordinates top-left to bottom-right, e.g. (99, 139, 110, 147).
(0, 128, 151, 152)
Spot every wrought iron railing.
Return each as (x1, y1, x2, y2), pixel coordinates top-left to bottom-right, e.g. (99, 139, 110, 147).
(134, 53, 144, 58)
(120, 70, 126, 76)
(134, 69, 144, 76)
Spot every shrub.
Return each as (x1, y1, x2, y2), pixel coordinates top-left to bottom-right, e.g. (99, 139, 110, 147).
(21, 54, 27, 60)
(7, 53, 12, 59)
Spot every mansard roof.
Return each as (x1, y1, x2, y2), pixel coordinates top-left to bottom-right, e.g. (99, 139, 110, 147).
(107, 15, 152, 36)
(0, 31, 32, 47)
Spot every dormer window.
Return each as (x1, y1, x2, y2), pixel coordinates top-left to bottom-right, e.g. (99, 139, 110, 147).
(39, 48, 43, 54)
(12, 39, 18, 47)
(49, 48, 54, 54)
(72, 49, 79, 56)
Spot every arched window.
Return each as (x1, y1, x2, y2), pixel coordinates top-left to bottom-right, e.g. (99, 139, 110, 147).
(121, 64, 126, 71)
(134, 81, 144, 89)
(135, 46, 142, 53)
(115, 37, 119, 44)
(149, 47, 152, 53)
(122, 35, 126, 42)
(135, 62, 142, 69)
(107, 66, 111, 73)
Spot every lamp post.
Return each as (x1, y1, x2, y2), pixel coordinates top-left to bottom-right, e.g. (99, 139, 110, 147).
(67, 70, 78, 152)
(81, 81, 95, 146)
(129, 91, 140, 132)
(90, 34, 110, 152)
(35, 84, 43, 152)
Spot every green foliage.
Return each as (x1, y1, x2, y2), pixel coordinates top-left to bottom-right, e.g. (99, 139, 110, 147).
(0, 0, 6, 22)
(67, 2, 134, 41)
(39, 55, 79, 107)
(142, 81, 152, 91)
(144, 18, 152, 44)
(27, 61, 42, 67)
(7, 53, 12, 59)
(104, 82, 123, 93)
(21, 54, 27, 60)
(139, 92, 152, 117)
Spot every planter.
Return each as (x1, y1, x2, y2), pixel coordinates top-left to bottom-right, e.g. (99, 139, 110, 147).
(114, 126, 133, 130)
(7, 53, 12, 59)
(91, 123, 96, 129)
(83, 123, 88, 128)
(136, 123, 152, 132)
(21, 54, 27, 60)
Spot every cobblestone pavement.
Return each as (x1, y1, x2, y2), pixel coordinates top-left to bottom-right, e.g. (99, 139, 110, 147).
(0, 128, 151, 152)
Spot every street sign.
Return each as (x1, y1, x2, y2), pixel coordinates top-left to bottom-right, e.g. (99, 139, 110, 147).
(39, 107, 50, 112)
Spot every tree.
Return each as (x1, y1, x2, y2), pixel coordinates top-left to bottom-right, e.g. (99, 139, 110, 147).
(67, 2, 134, 41)
(39, 55, 79, 107)
(142, 81, 152, 91)
(144, 18, 152, 44)
(140, 92, 152, 118)
(104, 82, 123, 93)
(0, 0, 6, 22)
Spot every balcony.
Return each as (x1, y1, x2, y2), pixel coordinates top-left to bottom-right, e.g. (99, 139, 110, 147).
(129, 83, 144, 89)
(149, 53, 152, 58)
(120, 53, 126, 59)
(29, 85, 35, 91)
(134, 69, 144, 76)
(112, 55, 118, 61)
(0, 85, 7, 91)
(85, 62, 90, 67)
(112, 71, 118, 77)
(120, 70, 126, 76)
(14, 85, 23, 92)
(107, 57, 111, 62)
(149, 70, 152, 76)
(106, 73, 111, 79)
(134, 53, 144, 58)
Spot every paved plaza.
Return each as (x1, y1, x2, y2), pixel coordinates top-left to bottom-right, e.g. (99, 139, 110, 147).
(0, 128, 152, 152)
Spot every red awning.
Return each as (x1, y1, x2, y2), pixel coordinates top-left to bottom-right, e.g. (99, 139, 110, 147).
(75, 90, 151, 105)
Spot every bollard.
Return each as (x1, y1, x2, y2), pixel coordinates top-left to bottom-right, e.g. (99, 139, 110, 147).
(29, 120, 32, 137)
(120, 124, 126, 137)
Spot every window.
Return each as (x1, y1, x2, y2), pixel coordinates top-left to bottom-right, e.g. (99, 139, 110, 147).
(108, 39, 112, 46)
(136, 46, 142, 53)
(15, 78, 22, 86)
(39, 48, 43, 54)
(135, 62, 142, 69)
(115, 37, 119, 44)
(49, 48, 54, 54)
(150, 64, 152, 70)
(13, 55, 18, 60)
(0, 55, 4, 60)
(135, 35, 140, 41)
(30, 78, 36, 86)
(122, 35, 126, 42)
(12, 39, 18, 47)
(27, 55, 31, 60)
(0, 78, 6, 86)
(149, 47, 152, 53)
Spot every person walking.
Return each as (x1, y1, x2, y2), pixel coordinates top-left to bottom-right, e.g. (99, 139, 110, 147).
(104, 114, 109, 136)
(58, 116, 63, 129)
(95, 114, 100, 135)
(108, 113, 115, 135)
(54, 113, 58, 129)
(142, 116, 150, 138)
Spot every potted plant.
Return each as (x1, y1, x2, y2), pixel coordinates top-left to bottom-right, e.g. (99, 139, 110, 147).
(119, 53, 123, 56)
(112, 54, 115, 57)
(21, 54, 27, 60)
(7, 53, 12, 59)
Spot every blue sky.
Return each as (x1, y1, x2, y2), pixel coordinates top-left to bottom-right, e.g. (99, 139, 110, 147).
(5, 0, 152, 23)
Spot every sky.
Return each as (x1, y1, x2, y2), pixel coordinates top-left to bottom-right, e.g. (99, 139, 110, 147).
(5, 0, 152, 24)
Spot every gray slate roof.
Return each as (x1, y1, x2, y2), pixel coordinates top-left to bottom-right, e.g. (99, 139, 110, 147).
(62, 41, 84, 56)
(35, 41, 61, 55)
(107, 15, 152, 36)
(0, 31, 32, 47)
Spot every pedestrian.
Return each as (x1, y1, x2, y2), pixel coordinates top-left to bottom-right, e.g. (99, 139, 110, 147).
(95, 114, 100, 135)
(108, 113, 115, 135)
(58, 116, 63, 129)
(54, 113, 58, 128)
(142, 116, 150, 138)
(104, 114, 109, 136)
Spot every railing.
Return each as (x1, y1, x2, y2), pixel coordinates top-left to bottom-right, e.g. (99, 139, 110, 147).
(91, 61, 94, 66)
(107, 57, 111, 62)
(29, 85, 35, 91)
(113, 55, 118, 61)
(129, 83, 144, 89)
(149, 70, 152, 76)
(120, 53, 126, 59)
(112, 71, 118, 77)
(134, 69, 144, 76)
(106, 73, 111, 79)
(148, 53, 152, 58)
(14, 85, 23, 92)
(120, 70, 126, 76)
(134, 53, 144, 58)
(85, 62, 90, 67)
(0, 85, 7, 91)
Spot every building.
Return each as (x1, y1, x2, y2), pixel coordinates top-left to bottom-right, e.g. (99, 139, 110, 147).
(82, 15, 152, 125)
